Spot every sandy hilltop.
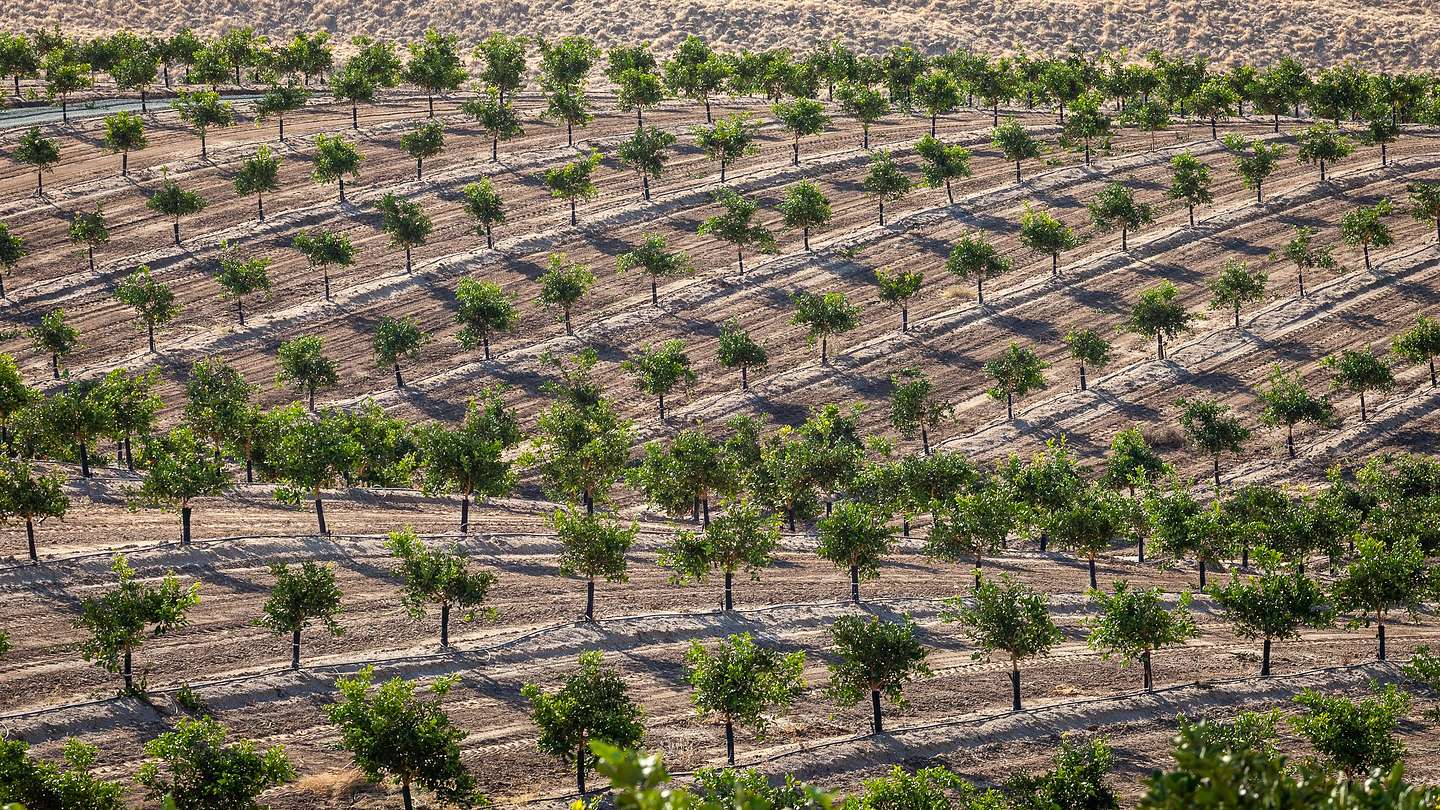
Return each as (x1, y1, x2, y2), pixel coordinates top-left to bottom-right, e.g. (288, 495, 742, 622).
(5, 0, 1440, 69)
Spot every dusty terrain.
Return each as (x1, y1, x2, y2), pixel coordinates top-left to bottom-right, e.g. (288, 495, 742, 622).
(1, 84, 1439, 807)
(6, 1, 1440, 70)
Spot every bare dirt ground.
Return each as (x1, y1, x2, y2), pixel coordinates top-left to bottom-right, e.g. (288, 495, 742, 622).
(5, 1, 1440, 71)
(1, 87, 1439, 807)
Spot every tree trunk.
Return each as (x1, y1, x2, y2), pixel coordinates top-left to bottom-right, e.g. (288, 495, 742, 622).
(122, 151, 129, 177)
(870, 689, 883, 734)
(1378, 620, 1386, 661)
(351, 103, 358, 129)
(585, 577, 595, 621)
(246, 457, 253, 483)
(123, 647, 133, 691)
(1360, 391, 1368, 422)
(79, 443, 90, 477)
(26, 517, 37, 561)
(975, 552, 983, 590)
(576, 739, 587, 794)
(803, 226, 810, 252)
(278, 115, 285, 142)
(977, 276, 984, 305)
(291, 627, 301, 670)
(1006, 391, 1014, 421)
(658, 393, 665, 421)
(1138, 536, 1145, 563)
(124, 436, 133, 470)
(821, 336, 828, 365)
(724, 570, 733, 611)
(650, 276, 658, 306)
(920, 425, 930, 455)
(147, 321, 156, 353)
(173, 221, 181, 246)
(878, 199, 885, 226)
(402, 779, 413, 810)
(1089, 557, 1098, 589)
(1319, 160, 1326, 182)
(1142, 649, 1153, 691)
(181, 505, 192, 546)
(569, 198, 577, 226)
(1121, 226, 1128, 252)
(849, 565, 859, 602)
(1051, 252, 1059, 276)
(338, 176, 346, 205)
(460, 493, 470, 535)
(740, 365, 748, 391)
(564, 309, 573, 336)
(52, 353, 60, 379)
(1261, 637, 1271, 677)
(1011, 661, 1022, 710)
(314, 498, 328, 535)
(441, 602, 451, 647)
(1188, 204, 1195, 228)
(394, 363, 404, 389)
(88, 245, 96, 272)
(1079, 362, 1088, 391)
(901, 306, 908, 332)
(1157, 333, 1165, 360)
(1015, 160, 1022, 183)
(725, 719, 736, 765)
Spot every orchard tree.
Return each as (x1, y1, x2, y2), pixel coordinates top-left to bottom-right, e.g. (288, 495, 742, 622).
(94, 367, 161, 471)
(662, 35, 730, 122)
(523, 651, 644, 795)
(13, 127, 59, 194)
(889, 366, 952, 454)
(915, 134, 972, 204)
(136, 717, 294, 809)
(660, 499, 778, 610)
(1168, 153, 1213, 227)
(1340, 197, 1395, 271)
(622, 340, 696, 421)
(863, 149, 910, 226)
(1019, 204, 1081, 277)
(616, 233, 692, 306)
(36, 379, 108, 476)
(254, 81, 308, 142)
(1295, 123, 1354, 182)
(330, 67, 377, 129)
(717, 318, 768, 391)
(183, 358, 252, 458)
(103, 110, 147, 177)
(1049, 483, 1140, 589)
(926, 475, 1023, 587)
(554, 506, 637, 621)
(375, 193, 432, 272)
(399, 119, 444, 180)
(827, 614, 930, 734)
(372, 315, 428, 388)
(1063, 92, 1112, 165)
(816, 500, 893, 602)
(913, 69, 962, 134)
(328, 667, 481, 810)
(525, 349, 634, 513)
(545, 150, 601, 226)
(628, 427, 739, 526)
(114, 265, 179, 353)
(875, 268, 923, 332)
(777, 181, 832, 252)
(68, 206, 109, 273)
(1392, 315, 1440, 387)
(946, 232, 1011, 304)
(260, 404, 354, 534)
(616, 124, 675, 201)
(275, 335, 338, 411)
(1088, 181, 1153, 252)
(76, 554, 200, 692)
(1408, 180, 1440, 246)
(1085, 580, 1196, 691)
(460, 179, 506, 249)
(0, 456, 68, 561)
(311, 133, 362, 204)
(941, 574, 1062, 710)
(387, 527, 497, 647)
(0, 222, 25, 300)
(0, 738, 124, 809)
(699, 188, 777, 276)
(791, 290, 860, 366)
(261, 561, 343, 669)
(1208, 258, 1268, 328)
(146, 177, 206, 245)
(1126, 281, 1192, 360)
(687, 633, 804, 765)
(692, 115, 763, 186)
(1271, 224, 1335, 298)
(615, 68, 665, 126)
(1209, 553, 1332, 677)
(837, 81, 889, 149)
(460, 88, 523, 161)
(404, 28, 468, 117)
(30, 305, 78, 377)
(1364, 113, 1400, 168)
(772, 98, 828, 166)
(1065, 328, 1111, 391)
(984, 343, 1049, 421)
(292, 227, 355, 300)
(453, 277, 516, 359)
(129, 425, 230, 546)
(1334, 535, 1433, 661)
(992, 119, 1041, 182)
(1222, 134, 1287, 203)
(41, 51, 91, 122)
(1177, 396, 1250, 490)
(172, 90, 235, 158)
(215, 243, 271, 326)
(414, 389, 522, 533)
(1253, 365, 1336, 461)
(474, 32, 527, 104)
(1123, 99, 1171, 149)
(1289, 685, 1410, 777)
(537, 253, 595, 336)
(1322, 348, 1394, 422)
(1190, 78, 1236, 139)
(541, 85, 594, 146)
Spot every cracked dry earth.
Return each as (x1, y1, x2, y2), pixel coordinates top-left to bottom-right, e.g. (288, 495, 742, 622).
(1, 90, 1439, 806)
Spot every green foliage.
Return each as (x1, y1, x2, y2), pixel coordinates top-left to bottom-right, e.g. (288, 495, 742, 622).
(686, 632, 804, 734)
(862, 149, 910, 216)
(1088, 181, 1154, 247)
(453, 277, 516, 355)
(772, 98, 829, 162)
(816, 500, 893, 583)
(1294, 123, 1354, 176)
(183, 358, 254, 453)
(399, 119, 445, 169)
(946, 232, 1012, 297)
(984, 343, 1049, 414)
(375, 192, 433, 263)
(137, 716, 294, 809)
(255, 403, 353, 503)
(13, 126, 60, 183)
(103, 110, 147, 160)
(845, 765, 989, 810)
(1168, 153, 1214, 220)
(310, 134, 362, 196)
(1209, 553, 1332, 643)
(327, 666, 482, 807)
(1290, 684, 1410, 776)
(544, 150, 602, 210)
(114, 265, 179, 346)
(1066, 328, 1111, 370)
(130, 425, 231, 511)
(172, 90, 235, 153)
(942, 573, 1062, 664)
(275, 335, 338, 408)
(1019, 204, 1082, 274)
(616, 234, 692, 301)
(914, 134, 972, 200)
(992, 119, 1042, 173)
(777, 181, 833, 242)
(1102, 427, 1172, 492)
(387, 526, 498, 625)
(1222, 134, 1287, 198)
(1207, 258, 1268, 327)
(1391, 316, 1440, 383)
(75, 554, 201, 685)
(1003, 737, 1117, 810)
(837, 82, 889, 144)
(699, 188, 777, 265)
(1340, 198, 1395, 268)
(827, 614, 930, 706)
(372, 315, 429, 379)
(791, 291, 860, 361)
(537, 253, 595, 332)
(525, 351, 634, 507)
(1085, 580, 1196, 669)
(718, 319, 768, 383)
(233, 145, 281, 207)
(660, 499, 779, 584)
(461, 89, 523, 159)
(1258, 365, 1334, 454)
(523, 651, 644, 781)
(415, 389, 521, 500)
(1322, 348, 1394, 417)
(616, 125, 677, 194)
(622, 340, 697, 412)
(404, 28, 468, 103)
(888, 367, 952, 446)
(0, 738, 125, 810)
(553, 506, 637, 583)
(926, 475, 1022, 568)
(1333, 535, 1433, 629)
(1126, 281, 1193, 358)
(260, 561, 343, 637)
